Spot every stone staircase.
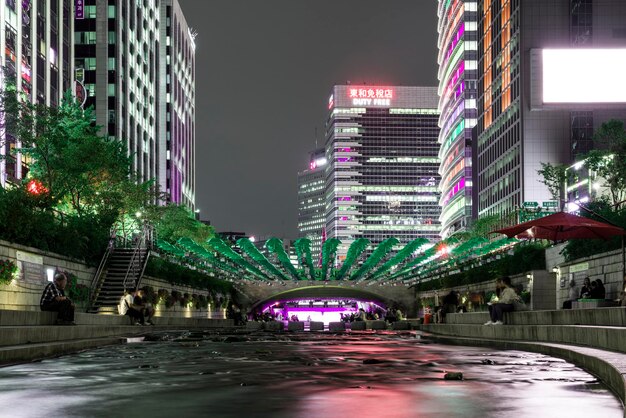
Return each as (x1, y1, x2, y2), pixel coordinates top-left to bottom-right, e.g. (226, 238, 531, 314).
(88, 247, 149, 313)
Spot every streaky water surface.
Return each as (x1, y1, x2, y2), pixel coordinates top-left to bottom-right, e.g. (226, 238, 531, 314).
(0, 331, 621, 418)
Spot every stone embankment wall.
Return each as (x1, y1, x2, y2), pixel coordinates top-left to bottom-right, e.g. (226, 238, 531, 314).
(553, 248, 625, 308)
(417, 245, 624, 311)
(0, 240, 224, 318)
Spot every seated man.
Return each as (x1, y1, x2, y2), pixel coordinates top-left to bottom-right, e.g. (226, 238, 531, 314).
(132, 289, 155, 325)
(40, 272, 76, 325)
(120, 289, 142, 325)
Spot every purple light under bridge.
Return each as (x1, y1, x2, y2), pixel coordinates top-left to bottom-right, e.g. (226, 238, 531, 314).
(260, 298, 387, 324)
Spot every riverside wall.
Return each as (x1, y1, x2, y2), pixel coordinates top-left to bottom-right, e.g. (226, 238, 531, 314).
(0, 240, 224, 318)
(416, 245, 624, 312)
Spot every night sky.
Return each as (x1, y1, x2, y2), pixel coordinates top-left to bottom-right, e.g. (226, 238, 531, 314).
(178, 0, 439, 239)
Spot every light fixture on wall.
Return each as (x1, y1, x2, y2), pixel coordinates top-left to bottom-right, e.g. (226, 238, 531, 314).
(46, 268, 55, 282)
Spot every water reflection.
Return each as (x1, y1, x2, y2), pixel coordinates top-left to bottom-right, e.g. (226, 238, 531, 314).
(0, 332, 621, 418)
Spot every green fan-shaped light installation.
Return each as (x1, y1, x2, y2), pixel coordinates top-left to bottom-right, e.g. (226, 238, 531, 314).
(156, 239, 186, 258)
(293, 238, 315, 280)
(176, 237, 242, 278)
(389, 245, 438, 282)
(320, 238, 341, 281)
(368, 237, 428, 282)
(207, 237, 269, 281)
(335, 238, 370, 281)
(350, 237, 399, 282)
(265, 237, 301, 281)
(237, 238, 288, 281)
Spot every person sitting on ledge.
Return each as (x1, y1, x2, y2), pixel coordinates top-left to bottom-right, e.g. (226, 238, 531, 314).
(484, 276, 520, 326)
(440, 290, 459, 323)
(562, 278, 579, 310)
(580, 277, 592, 299)
(590, 279, 606, 299)
(120, 289, 143, 325)
(40, 272, 76, 325)
(133, 289, 155, 325)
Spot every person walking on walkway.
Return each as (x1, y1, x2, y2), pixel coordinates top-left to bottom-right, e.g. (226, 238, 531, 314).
(485, 276, 520, 325)
(40, 272, 76, 325)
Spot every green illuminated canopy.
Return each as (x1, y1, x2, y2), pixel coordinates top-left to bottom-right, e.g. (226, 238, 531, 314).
(154, 234, 522, 287)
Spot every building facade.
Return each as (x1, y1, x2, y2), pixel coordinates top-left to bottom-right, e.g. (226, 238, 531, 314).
(159, 0, 195, 209)
(297, 148, 327, 262)
(436, 0, 479, 238)
(325, 85, 441, 261)
(0, 0, 75, 186)
(74, 0, 195, 209)
(476, 0, 626, 220)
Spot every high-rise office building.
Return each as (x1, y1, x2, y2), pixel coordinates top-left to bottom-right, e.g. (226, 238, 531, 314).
(74, 0, 195, 209)
(75, 0, 160, 185)
(0, 0, 75, 187)
(325, 85, 441, 261)
(476, 0, 626, 219)
(436, 0, 479, 237)
(159, 0, 195, 209)
(297, 148, 327, 262)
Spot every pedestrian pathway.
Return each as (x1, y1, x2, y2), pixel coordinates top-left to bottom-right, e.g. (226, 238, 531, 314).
(0, 309, 235, 365)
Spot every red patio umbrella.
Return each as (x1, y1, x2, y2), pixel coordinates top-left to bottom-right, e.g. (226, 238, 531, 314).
(492, 211, 626, 241)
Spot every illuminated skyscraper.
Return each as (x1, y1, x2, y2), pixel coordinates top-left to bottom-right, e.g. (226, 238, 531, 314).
(0, 0, 75, 187)
(159, 0, 196, 209)
(297, 148, 327, 262)
(476, 0, 626, 219)
(436, 0, 478, 237)
(74, 0, 195, 209)
(325, 85, 441, 261)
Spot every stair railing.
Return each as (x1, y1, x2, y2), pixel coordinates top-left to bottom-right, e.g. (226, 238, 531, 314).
(123, 223, 153, 291)
(88, 227, 117, 310)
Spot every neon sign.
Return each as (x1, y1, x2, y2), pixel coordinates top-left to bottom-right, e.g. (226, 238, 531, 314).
(348, 87, 394, 107)
(349, 88, 394, 99)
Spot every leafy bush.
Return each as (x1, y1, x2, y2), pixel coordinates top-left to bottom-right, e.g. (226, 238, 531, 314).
(157, 289, 169, 305)
(0, 259, 18, 286)
(141, 286, 157, 305)
(561, 201, 626, 262)
(64, 272, 90, 303)
(414, 243, 546, 293)
(196, 294, 208, 309)
(144, 256, 233, 293)
(180, 293, 191, 307)
(0, 188, 112, 265)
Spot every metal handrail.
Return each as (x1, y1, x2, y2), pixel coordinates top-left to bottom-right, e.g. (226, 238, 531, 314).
(88, 228, 116, 308)
(122, 223, 152, 291)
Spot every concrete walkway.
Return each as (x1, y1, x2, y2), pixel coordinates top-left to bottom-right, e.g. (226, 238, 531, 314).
(422, 308, 626, 417)
(0, 309, 235, 365)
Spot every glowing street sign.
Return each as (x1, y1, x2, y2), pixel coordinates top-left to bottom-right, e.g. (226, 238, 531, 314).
(348, 87, 394, 107)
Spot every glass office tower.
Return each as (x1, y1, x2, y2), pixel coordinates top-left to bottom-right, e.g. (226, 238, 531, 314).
(325, 85, 441, 261)
(436, 0, 478, 237)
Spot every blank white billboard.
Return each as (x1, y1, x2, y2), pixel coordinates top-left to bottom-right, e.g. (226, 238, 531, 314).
(543, 49, 626, 103)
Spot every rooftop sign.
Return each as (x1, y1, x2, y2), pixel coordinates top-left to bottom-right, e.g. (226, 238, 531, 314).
(348, 87, 394, 106)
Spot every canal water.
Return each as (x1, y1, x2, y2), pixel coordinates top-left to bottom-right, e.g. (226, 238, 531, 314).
(0, 331, 621, 418)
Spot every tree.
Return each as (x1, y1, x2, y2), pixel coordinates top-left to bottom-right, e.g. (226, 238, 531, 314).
(584, 120, 626, 210)
(537, 162, 567, 207)
(148, 204, 215, 244)
(2, 85, 133, 217)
